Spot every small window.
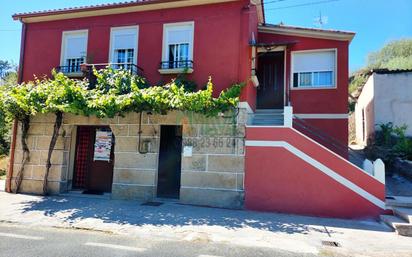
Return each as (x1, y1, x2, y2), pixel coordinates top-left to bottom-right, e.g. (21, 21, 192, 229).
(292, 50, 336, 88)
(110, 26, 138, 70)
(161, 22, 194, 70)
(61, 30, 88, 73)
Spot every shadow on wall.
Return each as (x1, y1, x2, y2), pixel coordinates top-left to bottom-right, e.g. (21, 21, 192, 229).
(19, 196, 388, 235)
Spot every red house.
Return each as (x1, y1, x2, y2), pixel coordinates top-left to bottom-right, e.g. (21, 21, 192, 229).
(9, 0, 386, 219)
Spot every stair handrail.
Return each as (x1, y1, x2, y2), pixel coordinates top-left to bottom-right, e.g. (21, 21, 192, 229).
(293, 115, 365, 164)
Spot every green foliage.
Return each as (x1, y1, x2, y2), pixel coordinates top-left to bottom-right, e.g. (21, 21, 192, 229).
(367, 39, 412, 70)
(174, 73, 198, 92)
(0, 68, 244, 122)
(0, 60, 16, 155)
(366, 122, 412, 165)
(349, 70, 369, 94)
(0, 106, 10, 156)
(349, 39, 412, 111)
(0, 60, 14, 75)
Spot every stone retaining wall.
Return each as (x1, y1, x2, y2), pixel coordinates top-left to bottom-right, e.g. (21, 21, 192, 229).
(10, 109, 247, 209)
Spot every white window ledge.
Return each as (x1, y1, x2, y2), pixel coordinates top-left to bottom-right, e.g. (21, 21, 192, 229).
(63, 72, 84, 77)
(158, 68, 194, 74)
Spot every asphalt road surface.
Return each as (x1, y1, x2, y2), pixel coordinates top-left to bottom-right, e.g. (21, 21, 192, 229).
(0, 224, 318, 257)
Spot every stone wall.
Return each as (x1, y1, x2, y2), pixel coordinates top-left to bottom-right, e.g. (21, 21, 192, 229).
(10, 108, 247, 209)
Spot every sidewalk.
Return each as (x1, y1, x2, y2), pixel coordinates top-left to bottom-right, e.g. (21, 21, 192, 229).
(0, 192, 411, 257)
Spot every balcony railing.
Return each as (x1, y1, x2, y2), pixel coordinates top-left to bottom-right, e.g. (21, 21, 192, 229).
(56, 63, 144, 89)
(56, 63, 144, 77)
(56, 65, 83, 74)
(159, 60, 194, 70)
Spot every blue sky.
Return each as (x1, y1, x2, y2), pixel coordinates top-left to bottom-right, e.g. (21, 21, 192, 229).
(1, 0, 411, 72)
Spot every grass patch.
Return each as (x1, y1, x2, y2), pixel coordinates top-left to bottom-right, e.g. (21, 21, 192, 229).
(0, 156, 8, 180)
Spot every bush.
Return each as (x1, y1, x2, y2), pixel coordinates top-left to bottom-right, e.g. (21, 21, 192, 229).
(0, 155, 8, 178)
(365, 123, 412, 167)
(0, 169, 5, 178)
(0, 99, 11, 156)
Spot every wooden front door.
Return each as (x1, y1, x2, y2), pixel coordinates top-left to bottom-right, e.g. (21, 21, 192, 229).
(157, 126, 183, 199)
(73, 126, 115, 193)
(256, 52, 285, 109)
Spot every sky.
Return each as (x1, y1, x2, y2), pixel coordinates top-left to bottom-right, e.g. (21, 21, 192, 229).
(0, 0, 411, 72)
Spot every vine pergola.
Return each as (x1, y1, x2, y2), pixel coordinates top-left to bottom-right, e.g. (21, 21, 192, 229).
(0, 68, 244, 195)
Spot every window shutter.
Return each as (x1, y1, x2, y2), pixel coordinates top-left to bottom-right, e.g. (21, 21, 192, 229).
(293, 50, 335, 72)
(113, 28, 136, 50)
(167, 28, 192, 45)
(65, 33, 87, 59)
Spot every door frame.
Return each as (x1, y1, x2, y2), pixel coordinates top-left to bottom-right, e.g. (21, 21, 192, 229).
(156, 125, 183, 199)
(68, 125, 115, 193)
(257, 46, 287, 109)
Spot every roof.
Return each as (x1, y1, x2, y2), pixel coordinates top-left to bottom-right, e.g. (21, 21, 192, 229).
(259, 23, 356, 42)
(350, 68, 412, 100)
(368, 68, 412, 75)
(250, 40, 298, 47)
(13, 0, 264, 23)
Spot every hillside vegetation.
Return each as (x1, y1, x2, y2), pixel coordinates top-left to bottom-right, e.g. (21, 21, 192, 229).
(349, 39, 412, 112)
(350, 39, 412, 95)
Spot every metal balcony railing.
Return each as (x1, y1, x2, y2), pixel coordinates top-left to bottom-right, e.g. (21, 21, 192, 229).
(56, 63, 144, 76)
(56, 63, 144, 89)
(159, 60, 193, 70)
(56, 65, 82, 74)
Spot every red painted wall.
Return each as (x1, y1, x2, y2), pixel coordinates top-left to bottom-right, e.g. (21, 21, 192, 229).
(293, 118, 349, 157)
(245, 127, 385, 219)
(257, 33, 349, 114)
(256, 33, 350, 147)
(21, 1, 258, 97)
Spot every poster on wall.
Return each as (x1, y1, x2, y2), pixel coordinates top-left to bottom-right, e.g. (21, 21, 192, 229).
(93, 130, 113, 162)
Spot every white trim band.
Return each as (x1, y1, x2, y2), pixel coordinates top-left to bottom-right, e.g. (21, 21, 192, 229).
(245, 140, 385, 209)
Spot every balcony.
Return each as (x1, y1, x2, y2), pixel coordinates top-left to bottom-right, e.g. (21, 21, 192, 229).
(55, 65, 84, 78)
(56, 63, 144, 89)
(158, 60, 194, 74)
(56, 63, 144, 78)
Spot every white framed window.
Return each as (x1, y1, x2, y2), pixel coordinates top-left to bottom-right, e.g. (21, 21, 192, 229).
(60, 30, 88, 73)
(291, 49, 336, 89)
(161, 21, 194, 70)
(109, 26, 138, 70)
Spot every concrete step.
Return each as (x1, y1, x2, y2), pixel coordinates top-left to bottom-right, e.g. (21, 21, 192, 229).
(393, 207, 412, 223)
(252, 117, 284, 122)
(253, 116, 283, 119)
(253, 113, 283, 117)
(380, 215, 412, 236)
(251, 121, 284, 125)
(253, 117, 284, 122)
(252, 120, 283, 125)
(386, 196, 412, 208)
(255, 109, 284, 114)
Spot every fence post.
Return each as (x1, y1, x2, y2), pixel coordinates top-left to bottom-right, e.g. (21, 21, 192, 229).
(374, 159, 385, 184)
(284, 106, 293, 127)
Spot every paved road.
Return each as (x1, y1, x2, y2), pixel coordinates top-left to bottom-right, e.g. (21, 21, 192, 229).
(0, 224, 318, 257)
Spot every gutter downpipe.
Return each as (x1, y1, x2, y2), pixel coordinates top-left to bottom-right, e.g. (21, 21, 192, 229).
(6, 19, 26, 193)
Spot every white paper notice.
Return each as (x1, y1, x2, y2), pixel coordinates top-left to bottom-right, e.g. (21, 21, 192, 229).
(94, 130, 113, 161)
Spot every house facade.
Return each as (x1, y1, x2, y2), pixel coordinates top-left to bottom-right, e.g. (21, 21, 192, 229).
(8, 0, 386, 218)
(355, 69, 412, 145)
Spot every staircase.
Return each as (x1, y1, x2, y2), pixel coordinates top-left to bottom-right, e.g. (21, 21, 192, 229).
(380, 197, 412, 236)
(250, 109, 284, 126)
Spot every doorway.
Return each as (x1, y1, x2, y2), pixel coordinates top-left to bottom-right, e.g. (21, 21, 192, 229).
(157, 125, 183, 199)
(256, 51, 285, 109)
(73, 126, 115, 194)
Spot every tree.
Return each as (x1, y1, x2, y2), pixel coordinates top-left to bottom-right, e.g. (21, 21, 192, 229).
(0, 60, 17, 156)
